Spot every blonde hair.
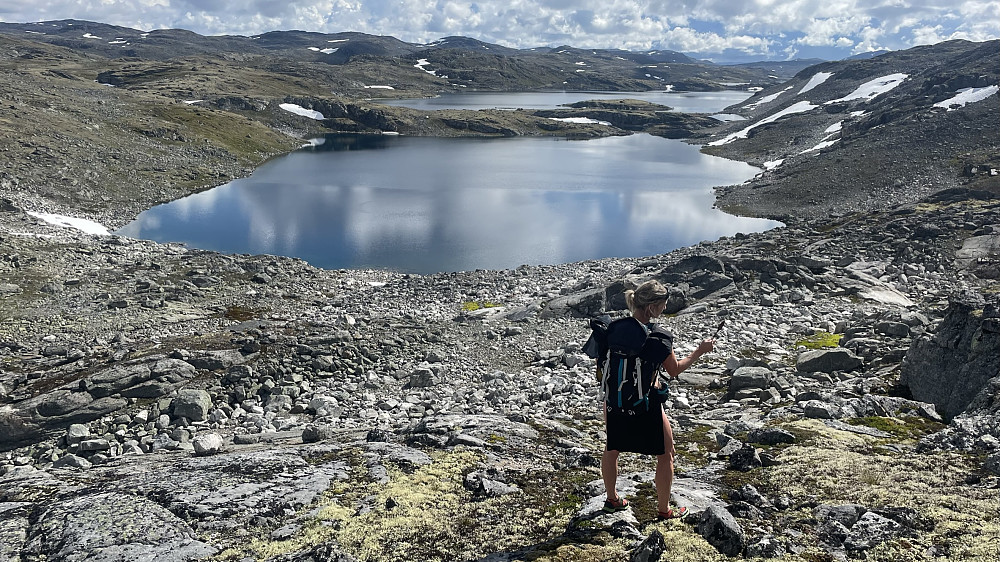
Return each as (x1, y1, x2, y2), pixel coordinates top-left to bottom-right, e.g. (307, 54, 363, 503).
(624, 280, 669, 313)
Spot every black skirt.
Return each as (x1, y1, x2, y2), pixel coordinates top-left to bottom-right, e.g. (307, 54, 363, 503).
(605, 402, 665, 455)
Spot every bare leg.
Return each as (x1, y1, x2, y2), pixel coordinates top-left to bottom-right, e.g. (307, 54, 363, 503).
(602, 449, 620, 501)
(654, 408, 676, 512)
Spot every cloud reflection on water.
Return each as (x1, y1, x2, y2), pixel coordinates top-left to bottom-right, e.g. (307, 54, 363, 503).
(117, 134, 781, 273)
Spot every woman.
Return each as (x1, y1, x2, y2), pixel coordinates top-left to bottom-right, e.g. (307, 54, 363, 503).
(601, 279, 714, 519)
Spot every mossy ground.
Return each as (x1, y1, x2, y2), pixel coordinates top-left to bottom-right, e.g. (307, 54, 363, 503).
(793, 331, 843, 350)
(718, 419, 1000, 561)
(213, 448, 598, 562)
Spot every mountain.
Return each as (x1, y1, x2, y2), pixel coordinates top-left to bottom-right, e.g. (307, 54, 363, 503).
(724, 58, 828, 80)
(703, 39, 999, 220)
(0, 19, 779, 92)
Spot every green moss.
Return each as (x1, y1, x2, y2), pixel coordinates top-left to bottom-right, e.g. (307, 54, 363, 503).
(794, 331, 843, 349)
(847, 416, 946, 440)
(674, 424, 719, 468)
(462, 300, 503, 312)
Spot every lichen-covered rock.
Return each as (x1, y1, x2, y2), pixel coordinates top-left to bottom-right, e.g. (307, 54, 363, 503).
(21, 493, 216, 561)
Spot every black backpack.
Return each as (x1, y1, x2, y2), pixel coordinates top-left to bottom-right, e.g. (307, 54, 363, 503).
(584, 317, 672, 413)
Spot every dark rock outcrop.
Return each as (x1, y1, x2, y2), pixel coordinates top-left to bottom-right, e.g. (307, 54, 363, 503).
(901, 292, 1000, 419)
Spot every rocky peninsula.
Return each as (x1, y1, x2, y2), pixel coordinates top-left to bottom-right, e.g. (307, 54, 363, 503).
(1, 23, 999, 562)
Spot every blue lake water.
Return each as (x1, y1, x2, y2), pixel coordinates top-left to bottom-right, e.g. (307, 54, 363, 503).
(380, 90, 752, 114)
(116, 133, 780, 274)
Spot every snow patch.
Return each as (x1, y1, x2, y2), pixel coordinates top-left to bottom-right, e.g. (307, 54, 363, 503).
(364, 85, 395, 90)
(826, 73, 908, 104)
(183, 100, 204, 105)
(279, 103, 325, 120)
(763, 159, 784, 170)
(798, 72, 833, 95)
(82, 33, 102, 40)
(28, 212, 109, 236)
(933, 85, 999, 110)
(824, 121, 843, 134)
(800, 139, 839, 154)
(743, 87, 793, 110)
(708, 101, 818, 146)
(548, 117, 612, 126)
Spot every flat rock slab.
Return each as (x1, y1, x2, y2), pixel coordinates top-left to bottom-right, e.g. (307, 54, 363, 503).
(22, 492, 216, 562)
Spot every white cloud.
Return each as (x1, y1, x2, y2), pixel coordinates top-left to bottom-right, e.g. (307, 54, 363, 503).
(0, 0, 996, 58)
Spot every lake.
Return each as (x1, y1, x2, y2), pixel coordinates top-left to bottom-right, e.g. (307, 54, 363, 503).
(381, 90, 750, 119)
(116, 91, 780, 274)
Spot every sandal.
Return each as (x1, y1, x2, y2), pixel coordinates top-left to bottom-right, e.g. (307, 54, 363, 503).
(657, 506, 689, 520)
(602, 495, 629, 513)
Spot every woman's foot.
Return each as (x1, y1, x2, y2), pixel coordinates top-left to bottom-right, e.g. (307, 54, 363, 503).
(602, 495, 629, 513)
(657, 506, 689, 520)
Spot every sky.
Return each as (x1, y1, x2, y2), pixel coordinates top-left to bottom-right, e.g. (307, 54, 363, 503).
(1, 0, 998, 61)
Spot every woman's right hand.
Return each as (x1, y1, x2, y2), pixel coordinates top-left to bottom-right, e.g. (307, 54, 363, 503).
(697, 338, 715, 355)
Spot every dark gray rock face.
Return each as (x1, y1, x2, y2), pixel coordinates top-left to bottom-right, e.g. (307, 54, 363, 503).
(901, 292, 1000, 419)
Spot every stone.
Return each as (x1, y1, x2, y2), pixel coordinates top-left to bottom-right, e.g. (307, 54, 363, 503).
(302, 424, 337, 443)
(801, 400, 843, 419)
(844, 511, 904, 551)
(796, 348, 863, 373)
(185, 349, 246, 371)
(192, 433, 225, 456)
(52, 454, 92, 469)
(696, 506, 745, 557)
(814, 504, 866, 528)
(172, 389, 213, 422)
(20, 492, 216, 560)
(629, 529, 666, 562)
(65, 423, 91, 445)
(78, 439, 111, 452)
(407, 367, 437, 388)
(728, 444, 762, 471)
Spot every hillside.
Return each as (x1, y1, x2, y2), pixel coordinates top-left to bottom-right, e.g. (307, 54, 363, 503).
(0, 22, 998, 562)
(701, 40, 1000, 220)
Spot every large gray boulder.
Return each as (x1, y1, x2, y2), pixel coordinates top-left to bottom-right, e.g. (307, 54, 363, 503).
(901, 292, 1000, 419)
(796, 348, 863, 373)
(172, 390, 213, 422)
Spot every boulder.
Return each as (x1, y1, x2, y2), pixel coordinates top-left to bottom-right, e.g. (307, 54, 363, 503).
(796, 348, 863, 373)
(185, 349, 246, 371)
(629, 529, 666, 562)
(901, 293, 1000, 419)
(696, 506, 745, 556)
(192, 433, 225, 456)
(172, 390, 213, 422)
(844, 511, 904, 552)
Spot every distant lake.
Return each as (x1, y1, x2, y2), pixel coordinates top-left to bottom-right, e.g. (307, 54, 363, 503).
(381, 90, 751, 117)
(116, 132, 780, 274)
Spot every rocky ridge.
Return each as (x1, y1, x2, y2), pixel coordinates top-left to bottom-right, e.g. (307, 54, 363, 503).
(0, 26, 999, 562)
